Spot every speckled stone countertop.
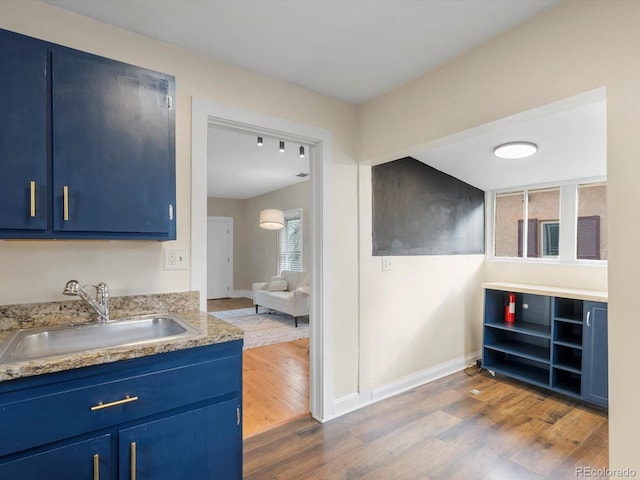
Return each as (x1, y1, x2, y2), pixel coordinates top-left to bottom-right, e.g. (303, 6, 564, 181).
(0, 291, 243, 382)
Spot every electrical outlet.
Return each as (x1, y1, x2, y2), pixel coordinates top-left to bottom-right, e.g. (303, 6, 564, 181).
(164, 248, 188, 270)
(382, 256, 392, 272)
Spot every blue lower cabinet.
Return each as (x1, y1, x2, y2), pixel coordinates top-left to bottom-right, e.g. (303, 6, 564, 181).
(0, 435, 111, 479)
(582, 301, 609, 407)
(0, 341, 242, 479)
(119, 399, 241, 480)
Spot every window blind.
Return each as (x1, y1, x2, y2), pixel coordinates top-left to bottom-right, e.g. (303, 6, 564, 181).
(277, 210, 303, 273)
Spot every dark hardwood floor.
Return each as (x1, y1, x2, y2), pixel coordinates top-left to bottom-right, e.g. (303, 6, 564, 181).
(207, 296, 254, 312)
(244, 370, 608, 479)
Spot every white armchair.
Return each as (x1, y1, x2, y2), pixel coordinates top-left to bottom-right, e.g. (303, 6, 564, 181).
(252, 271, 310, 327)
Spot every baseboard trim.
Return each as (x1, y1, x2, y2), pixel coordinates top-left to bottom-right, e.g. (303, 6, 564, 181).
(330, 350, 481, 420)
(231, 290, 252, 299)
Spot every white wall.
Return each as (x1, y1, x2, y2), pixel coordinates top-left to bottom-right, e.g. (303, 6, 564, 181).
(0, 1, 359, 399)
(358, 0, 635, 473)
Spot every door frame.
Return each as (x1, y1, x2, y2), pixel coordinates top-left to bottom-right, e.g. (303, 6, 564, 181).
(207, 216, 233, 299)
(191, 97, 333, 422)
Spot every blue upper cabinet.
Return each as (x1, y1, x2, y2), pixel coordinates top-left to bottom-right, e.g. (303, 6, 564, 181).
(51, 48, 175, 238)
(0, 30, 48, 231)
(0, 28, 176, 240)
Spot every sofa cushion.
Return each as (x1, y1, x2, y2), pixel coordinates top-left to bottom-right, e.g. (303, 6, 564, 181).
(268, 279, 288, 291)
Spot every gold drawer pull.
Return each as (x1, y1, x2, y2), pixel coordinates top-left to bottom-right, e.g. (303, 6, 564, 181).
(63, 185, 69, 221)
(94, 453, 100, 480)
(30, 181, 36, 217)
(90, 395, 139, 411)
(130, 442, 137, 480)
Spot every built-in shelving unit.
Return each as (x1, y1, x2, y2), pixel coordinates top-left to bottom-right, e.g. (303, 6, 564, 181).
(482, 282, 608, 407)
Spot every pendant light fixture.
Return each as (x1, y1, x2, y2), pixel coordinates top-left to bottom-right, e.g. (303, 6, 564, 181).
(279, 141, 285, 152)
(257, 136, 263, 146)
(299, 145, 305, 158)
(259, 209, 284, 230)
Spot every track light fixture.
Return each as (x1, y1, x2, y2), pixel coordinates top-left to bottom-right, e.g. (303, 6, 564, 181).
(299, 145, 305, 158)
(279, 141, 285, 152)
(257, 136, 263, 146)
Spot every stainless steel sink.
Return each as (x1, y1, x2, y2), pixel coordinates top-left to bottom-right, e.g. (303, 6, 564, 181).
(0, 313, 200, 364)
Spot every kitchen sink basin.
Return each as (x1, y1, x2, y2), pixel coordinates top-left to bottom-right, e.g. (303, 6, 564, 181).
(0, 313, 201, 364)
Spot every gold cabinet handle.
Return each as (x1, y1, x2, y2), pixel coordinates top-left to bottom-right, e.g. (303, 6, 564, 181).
(93, 454, 100, 480)
(130, 442, 137, 480)
(30, 181, 36, 217)
(63, 185, 69, 221)
(90, 395, 139, 411)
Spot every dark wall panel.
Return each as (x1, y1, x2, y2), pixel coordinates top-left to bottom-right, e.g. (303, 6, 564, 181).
(372, 157, 485, 256)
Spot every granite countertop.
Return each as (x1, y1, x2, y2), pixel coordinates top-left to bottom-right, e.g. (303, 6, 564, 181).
(0, 291, 243, 382)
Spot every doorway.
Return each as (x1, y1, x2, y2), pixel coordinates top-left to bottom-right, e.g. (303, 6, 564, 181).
(190, 97, 332, 425)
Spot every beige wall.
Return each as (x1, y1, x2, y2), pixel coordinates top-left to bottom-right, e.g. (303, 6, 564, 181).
(358, 0, 635, 472)
(0, 2, 359, 398)
(2, 0, 637, 469)
(207, 181, 310, 292)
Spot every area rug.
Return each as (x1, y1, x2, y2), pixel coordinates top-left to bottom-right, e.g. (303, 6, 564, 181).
(210, 308, 309, 349)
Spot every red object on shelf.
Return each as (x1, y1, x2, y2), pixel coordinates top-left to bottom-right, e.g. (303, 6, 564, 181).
(505, 292, 516, 323)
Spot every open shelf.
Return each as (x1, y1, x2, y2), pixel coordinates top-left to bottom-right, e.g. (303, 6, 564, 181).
(483, 351, 550, 387)
(553, 344, 582, 374)
(485, 320, 550, 338)
(554, 321, 583, 346)
(552, 368, 582, 397)
(554, 298, 584, 324)
(485, 341, 549, 364)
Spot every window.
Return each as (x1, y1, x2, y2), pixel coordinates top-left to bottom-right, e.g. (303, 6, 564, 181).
(277, 209, 303, 273)
(495, 187, 560, 258)
(491, 182, 606, 263)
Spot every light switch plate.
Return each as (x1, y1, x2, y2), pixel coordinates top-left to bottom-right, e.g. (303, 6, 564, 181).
(382, 256, 392, 272)
(164, 248, 189, 270)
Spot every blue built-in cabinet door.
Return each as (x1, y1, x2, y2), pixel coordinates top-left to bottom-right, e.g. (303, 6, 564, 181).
(51, 47, 176, 238)
(582, 301, 608, 407)
(0, 435, 111, 479)
(0, 29, 47, 231)
(119, 399, 241, 480)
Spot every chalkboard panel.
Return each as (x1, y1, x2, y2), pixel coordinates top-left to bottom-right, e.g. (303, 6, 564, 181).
(372, 157, 485, 256)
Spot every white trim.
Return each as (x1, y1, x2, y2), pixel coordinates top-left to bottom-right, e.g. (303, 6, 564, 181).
(191, 97, 333, 422)
(330, 351, 481, 419)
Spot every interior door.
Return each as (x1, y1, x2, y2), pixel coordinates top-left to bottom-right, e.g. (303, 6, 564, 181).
(207, 216, 233, 299)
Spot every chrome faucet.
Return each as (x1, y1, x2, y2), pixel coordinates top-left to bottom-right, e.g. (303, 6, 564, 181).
(63, 280, 110, 323)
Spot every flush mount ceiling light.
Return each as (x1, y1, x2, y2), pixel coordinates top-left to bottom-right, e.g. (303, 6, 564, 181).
(279, 141, 285, 152)
(299, 145, 305, 158)
(494, 141, 538, 159)
(257, 136, 263, 146)
(259, 209, 284, 230)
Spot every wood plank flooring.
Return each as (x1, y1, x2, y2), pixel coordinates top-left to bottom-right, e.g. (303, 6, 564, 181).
(244, 371, 608, 479)
(207, 297, 310, 439)
(243, 338, 310, 438)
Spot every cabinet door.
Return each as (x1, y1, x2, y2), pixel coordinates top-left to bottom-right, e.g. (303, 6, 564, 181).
(0, 29, 48, 231)
(582, 301, 608, 407)
(119, 399, 241, 480)
(0, 435, 111, 480)
(51, 47, 175, 238)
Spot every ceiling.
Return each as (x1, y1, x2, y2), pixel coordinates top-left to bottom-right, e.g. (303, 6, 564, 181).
(208, 128, 310, 200)
(43, 0, 557, 105)
(42, 0, 605, 198)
